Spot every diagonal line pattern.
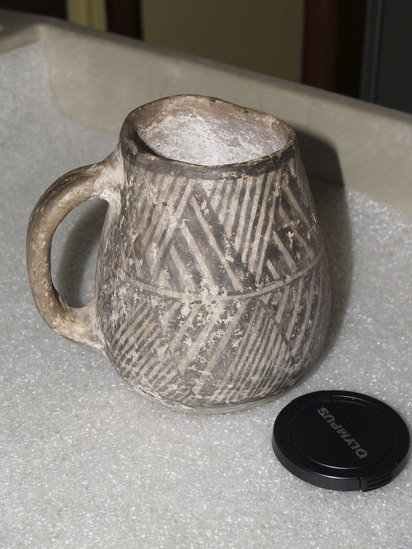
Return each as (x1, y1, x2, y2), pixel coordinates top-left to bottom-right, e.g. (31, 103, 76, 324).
(99, 158, 329, 409)
(189, 197, 243, 292)
(241, 172, 267, 265)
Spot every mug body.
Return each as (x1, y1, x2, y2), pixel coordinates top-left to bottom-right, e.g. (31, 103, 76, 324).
(95, 96, 330, 412)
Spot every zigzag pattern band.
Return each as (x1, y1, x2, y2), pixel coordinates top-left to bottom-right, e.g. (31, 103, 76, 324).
(96, 153, 329, 411)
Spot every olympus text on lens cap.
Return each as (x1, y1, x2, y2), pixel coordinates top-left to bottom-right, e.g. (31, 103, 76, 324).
(272, 391, 410, 491)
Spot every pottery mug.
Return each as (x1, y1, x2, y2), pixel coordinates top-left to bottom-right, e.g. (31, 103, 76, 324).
(27, 95, 330, 413)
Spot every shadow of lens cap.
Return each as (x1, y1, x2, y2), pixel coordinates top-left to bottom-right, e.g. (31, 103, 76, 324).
(272, 391, 410, 491)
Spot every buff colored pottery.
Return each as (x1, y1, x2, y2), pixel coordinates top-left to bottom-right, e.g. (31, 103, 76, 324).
(27, 95, 330, 413)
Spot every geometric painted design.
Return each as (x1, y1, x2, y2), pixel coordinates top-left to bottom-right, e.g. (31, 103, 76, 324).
(96, 148, 330, 412)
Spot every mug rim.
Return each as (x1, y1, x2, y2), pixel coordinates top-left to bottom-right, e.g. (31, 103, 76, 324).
(120, 95, 297, 177)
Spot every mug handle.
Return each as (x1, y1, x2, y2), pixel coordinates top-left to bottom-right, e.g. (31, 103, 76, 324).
(26, 148, 122, 353)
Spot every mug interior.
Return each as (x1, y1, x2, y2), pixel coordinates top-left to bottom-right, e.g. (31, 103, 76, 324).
(135, 96, 290, 166)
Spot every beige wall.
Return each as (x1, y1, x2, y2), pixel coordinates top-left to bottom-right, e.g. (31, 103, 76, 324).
(66, 0, 107, 30)
(141, 0, 304, 82)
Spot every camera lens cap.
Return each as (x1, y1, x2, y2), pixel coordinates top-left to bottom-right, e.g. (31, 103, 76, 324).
(272, 390, 410, 491)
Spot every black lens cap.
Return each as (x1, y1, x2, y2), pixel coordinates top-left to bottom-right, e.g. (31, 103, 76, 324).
(272, 391, 410, 491)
